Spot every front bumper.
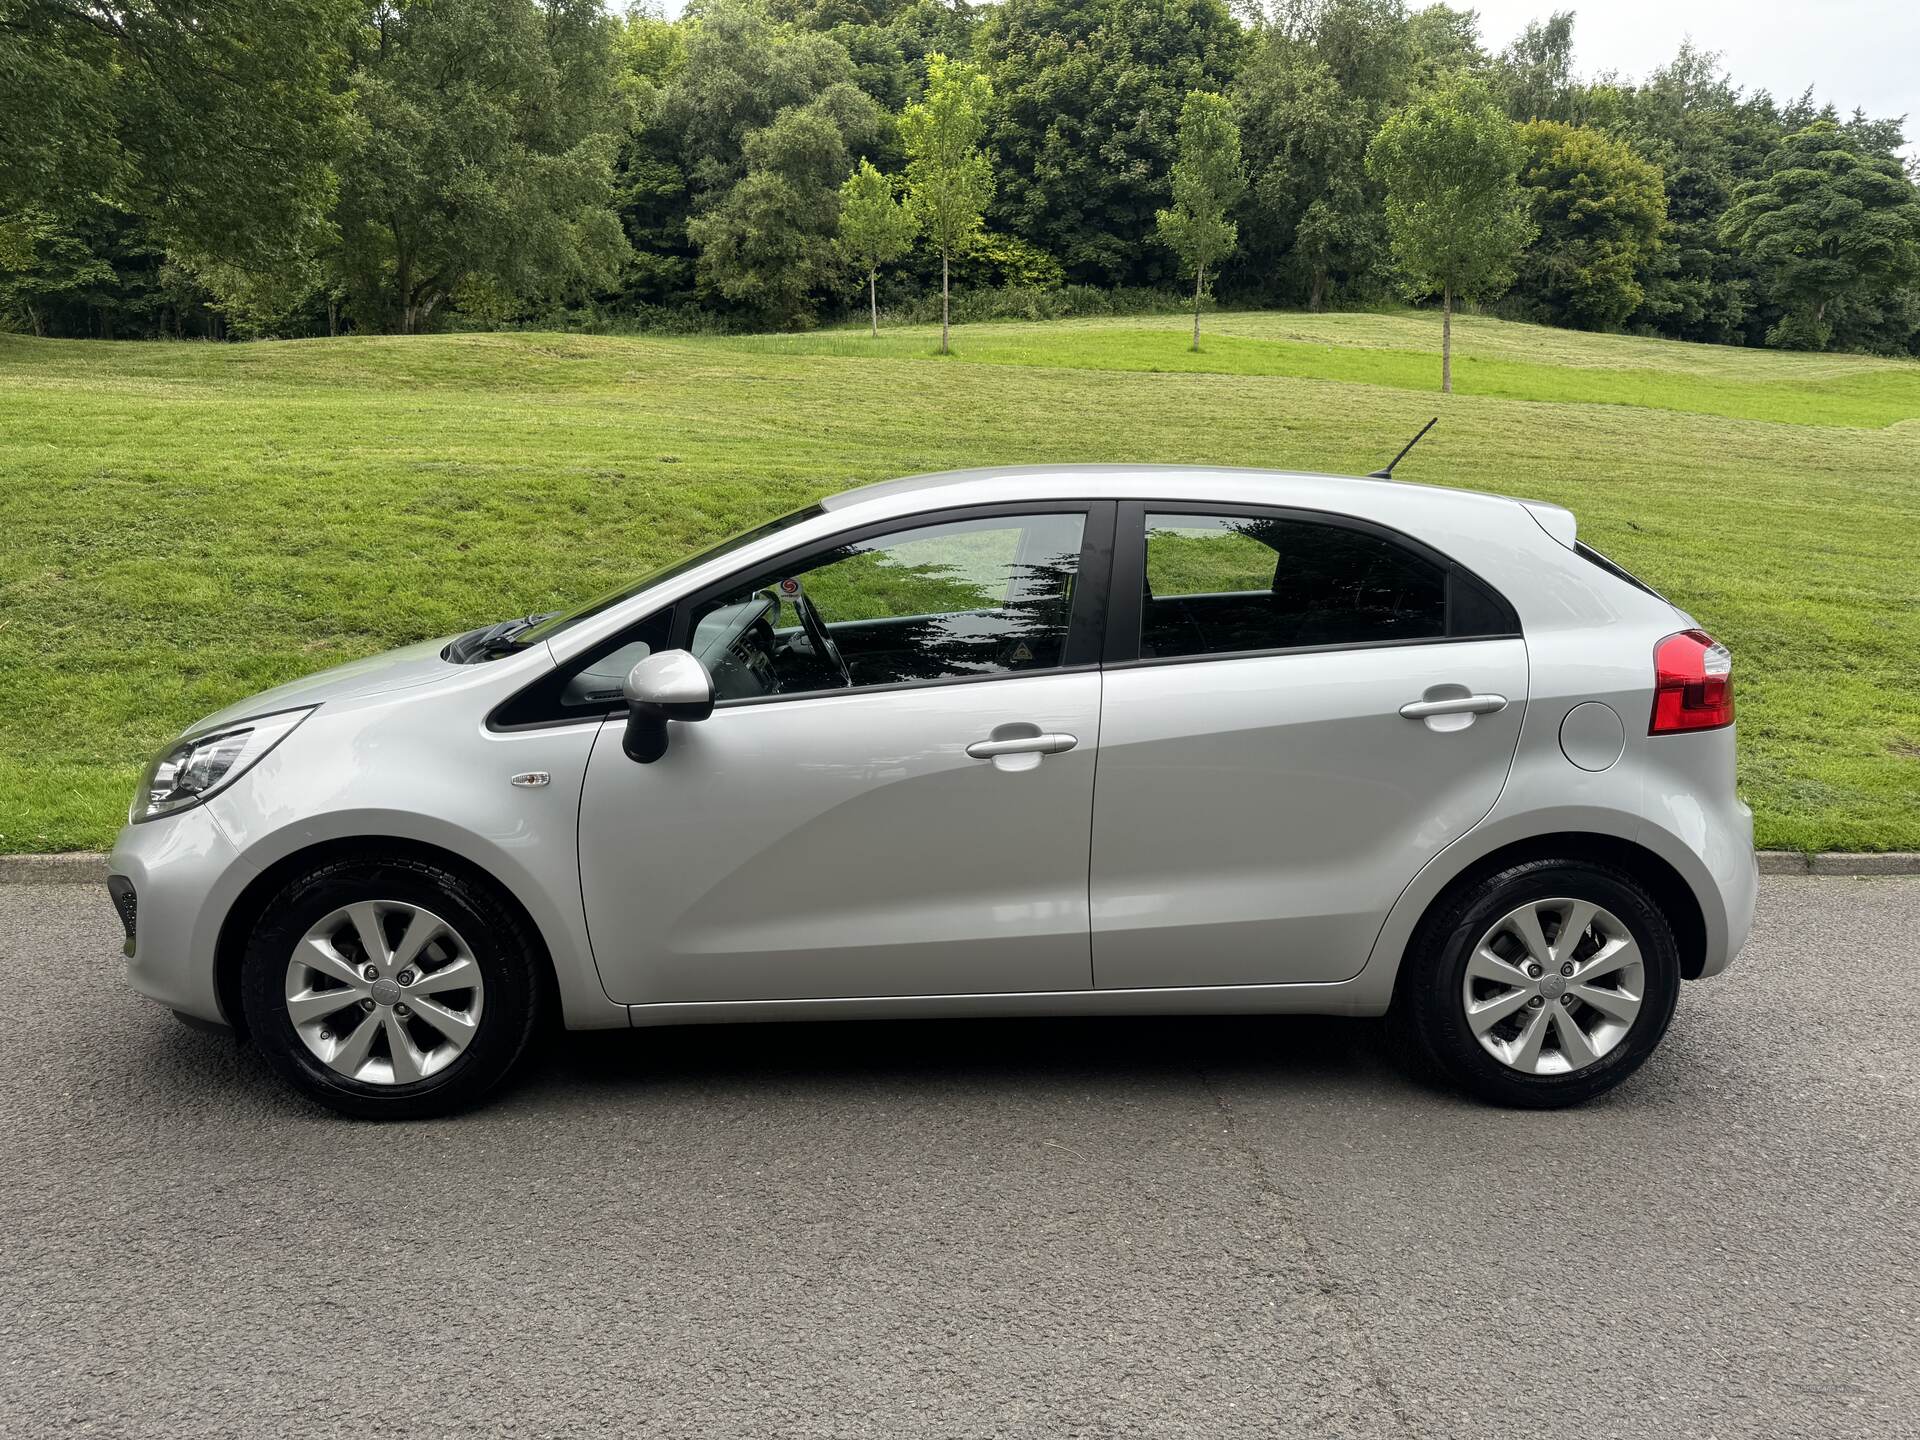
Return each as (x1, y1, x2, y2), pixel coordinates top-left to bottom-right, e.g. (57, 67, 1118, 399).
(107, 805, 256, 1025)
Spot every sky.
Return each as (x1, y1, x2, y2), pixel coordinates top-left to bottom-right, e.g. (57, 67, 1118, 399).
(1468, 1, 1919, 153)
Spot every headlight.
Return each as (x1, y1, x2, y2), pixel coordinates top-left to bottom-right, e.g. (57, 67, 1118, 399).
(133, 707, 316, 822)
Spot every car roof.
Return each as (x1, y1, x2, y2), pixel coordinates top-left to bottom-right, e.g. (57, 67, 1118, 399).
(819, 463, 1569, 534)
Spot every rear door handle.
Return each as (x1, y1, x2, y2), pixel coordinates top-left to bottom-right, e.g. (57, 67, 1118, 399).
(1399, 694, 1508, 719)
(966, 732, 1078, 759)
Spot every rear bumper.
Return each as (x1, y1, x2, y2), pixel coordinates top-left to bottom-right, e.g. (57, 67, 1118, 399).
(1693, 797, 1757, 979)
(107, 806, 256, 1025)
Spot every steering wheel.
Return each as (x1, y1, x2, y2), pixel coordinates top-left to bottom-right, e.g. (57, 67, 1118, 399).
(791, 588, 852, 688)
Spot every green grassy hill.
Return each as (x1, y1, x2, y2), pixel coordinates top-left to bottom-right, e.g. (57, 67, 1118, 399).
(2, 308, 1916, 852)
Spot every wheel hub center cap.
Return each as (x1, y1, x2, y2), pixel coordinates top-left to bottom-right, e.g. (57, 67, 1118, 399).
(370, 977, 403, 1008)
(1537, 974, 1566, 1000)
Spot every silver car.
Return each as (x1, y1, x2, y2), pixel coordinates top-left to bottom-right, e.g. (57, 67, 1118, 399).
(109, 465, 1757, 1117)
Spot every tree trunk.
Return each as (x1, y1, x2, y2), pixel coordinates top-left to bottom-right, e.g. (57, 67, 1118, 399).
(1441, 287, 1453, 395)
(940, 253, 951, 355)
(328, 297, 339, 338)
(869, 268, 878, 338)
(27, 305, 44, 338)
(1191, 262, 1205, 352)
(1309, 269, 1326, 312)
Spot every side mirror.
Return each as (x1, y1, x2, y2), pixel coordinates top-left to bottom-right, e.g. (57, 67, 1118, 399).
(622, 650, 715, 764)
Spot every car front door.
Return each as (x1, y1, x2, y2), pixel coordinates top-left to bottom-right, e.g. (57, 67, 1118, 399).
(578, 504, 1111, 1006)
(1089, 503, 1528, 989)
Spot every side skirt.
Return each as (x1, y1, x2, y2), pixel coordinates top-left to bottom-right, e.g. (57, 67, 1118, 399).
(624, 979, 1389, 1029)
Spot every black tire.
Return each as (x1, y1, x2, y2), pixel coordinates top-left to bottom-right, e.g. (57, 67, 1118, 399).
(241, 855, 543, 1119)
(1388, 859, 1681, 1108)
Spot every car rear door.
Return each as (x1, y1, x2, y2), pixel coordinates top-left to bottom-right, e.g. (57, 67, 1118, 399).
(1089, 503, 1527, 989)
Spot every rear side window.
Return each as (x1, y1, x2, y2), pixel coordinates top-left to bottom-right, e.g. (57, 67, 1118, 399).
(1139, 512, 1513, 660)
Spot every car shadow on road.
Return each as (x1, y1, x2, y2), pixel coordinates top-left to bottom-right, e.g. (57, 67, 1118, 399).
(520, 1010, 1431, 1103)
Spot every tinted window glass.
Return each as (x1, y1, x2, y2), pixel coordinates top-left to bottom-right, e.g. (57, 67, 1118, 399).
(1141, 513, 1453, 658)
(694, 513, 1086, 702)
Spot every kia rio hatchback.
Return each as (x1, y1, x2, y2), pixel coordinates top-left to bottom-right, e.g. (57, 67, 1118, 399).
(109, 466, 1757, 1118)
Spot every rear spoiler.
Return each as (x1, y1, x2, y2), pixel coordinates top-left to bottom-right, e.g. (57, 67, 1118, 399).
(1520, 499, 1576, 548)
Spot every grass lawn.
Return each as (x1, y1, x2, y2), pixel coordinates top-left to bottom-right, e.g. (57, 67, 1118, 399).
(2, 307, 1916, 853)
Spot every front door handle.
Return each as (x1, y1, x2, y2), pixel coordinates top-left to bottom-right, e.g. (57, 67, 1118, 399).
(1399, 693, 1508, 719)
(966, 732, 1078, 759)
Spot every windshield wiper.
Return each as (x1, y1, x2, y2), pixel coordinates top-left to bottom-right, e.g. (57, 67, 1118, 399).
(444, 612, 561, 664)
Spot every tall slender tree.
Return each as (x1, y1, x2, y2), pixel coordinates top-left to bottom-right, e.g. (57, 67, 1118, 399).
(901, 53, 993, 355)
(1155, 92, 1245, 351)
(1367, 78, 1535, 391)
(836, 160, 919, 336)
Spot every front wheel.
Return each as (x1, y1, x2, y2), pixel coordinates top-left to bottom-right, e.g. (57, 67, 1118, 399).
(1390, 859, 1681, 1108)
(241, 856, 542, 1119)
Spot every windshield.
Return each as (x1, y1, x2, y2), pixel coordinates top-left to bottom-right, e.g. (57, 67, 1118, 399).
(513, 503, 826, 648)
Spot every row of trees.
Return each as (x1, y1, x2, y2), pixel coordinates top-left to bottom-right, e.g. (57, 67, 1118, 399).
(4, 0, 1919, 355)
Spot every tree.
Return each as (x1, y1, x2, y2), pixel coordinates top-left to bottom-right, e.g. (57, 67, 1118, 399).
(901, 53, 993, 354)
(334, 0, 634, 333)
(1366, 79, 1534, 391)
(0, 0, 353, 276)
(979, 0, 1241, 287)
(1514, 120, 1666, 329)
(1233, 43, 1378, 308)
(1720, 119, 1920, 349)
(836, 160, 918, 335)
(688, 84, 885, 328)
(1155, 92, 1244, 350)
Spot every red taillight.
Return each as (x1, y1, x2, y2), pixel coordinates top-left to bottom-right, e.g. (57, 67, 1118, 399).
(1650, 629, 1734, 734)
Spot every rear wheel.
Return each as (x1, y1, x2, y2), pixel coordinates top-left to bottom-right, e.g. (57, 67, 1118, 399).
(1391, 859, 1681, 1108)
(241, 856, 542, 1119)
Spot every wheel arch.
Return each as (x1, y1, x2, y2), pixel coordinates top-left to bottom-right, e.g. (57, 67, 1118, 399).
(214, 836, 561, 1041)
(1391, 831, 1709, 995)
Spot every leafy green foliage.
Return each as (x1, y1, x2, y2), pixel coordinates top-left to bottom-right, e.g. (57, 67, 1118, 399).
(1368, 78, 1534, 388)
(979, 0, 1241, 287)
(335, 0, 634, 334)
(1720, 119, 1920, 349)
(1155, 91, 1244, 347)
(687, 85, 884, 327)
(1513, 120, 1667, 330)
(901, 52, 993, 350)
(0, 0, 354, 275)
(836, 159, 918, 331)
(1368, 80, 1534, 303)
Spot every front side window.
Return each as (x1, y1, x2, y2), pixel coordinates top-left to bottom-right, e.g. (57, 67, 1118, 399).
(691, 512, 1087, 702)
(1140, 512, 1503, 660)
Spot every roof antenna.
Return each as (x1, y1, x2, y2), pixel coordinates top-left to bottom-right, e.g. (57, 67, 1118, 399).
(1369, 417, 1438, 479)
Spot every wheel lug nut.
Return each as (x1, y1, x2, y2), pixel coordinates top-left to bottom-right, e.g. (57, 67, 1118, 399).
(1560, 994, 1575, 1006)
(395, 1003, 411, 1017)
(1527, 995, 1544, 1008)
(1560, 962, 1575, 977)
(363, 965, 379, 982)
(1526, 963, 1543, 978)
(360, 998, 376, 1012)
(397, 970, 414, 986)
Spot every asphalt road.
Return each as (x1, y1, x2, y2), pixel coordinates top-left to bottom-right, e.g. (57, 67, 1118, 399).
(2, 876, 1916, 1439)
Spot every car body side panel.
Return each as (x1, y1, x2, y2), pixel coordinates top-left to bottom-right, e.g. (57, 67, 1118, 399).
(1090, 638, 1529, 987)
(577, 671, 1103, 1005)
(203, 689, 630, 1030)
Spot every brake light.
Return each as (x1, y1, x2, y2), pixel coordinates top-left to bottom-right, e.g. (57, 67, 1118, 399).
(1650, 629, 1734, 734)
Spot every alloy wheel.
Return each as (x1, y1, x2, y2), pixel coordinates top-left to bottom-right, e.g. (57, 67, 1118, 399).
(284, 900, 485, 1085)
(1461, 896, 1645, 1075)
